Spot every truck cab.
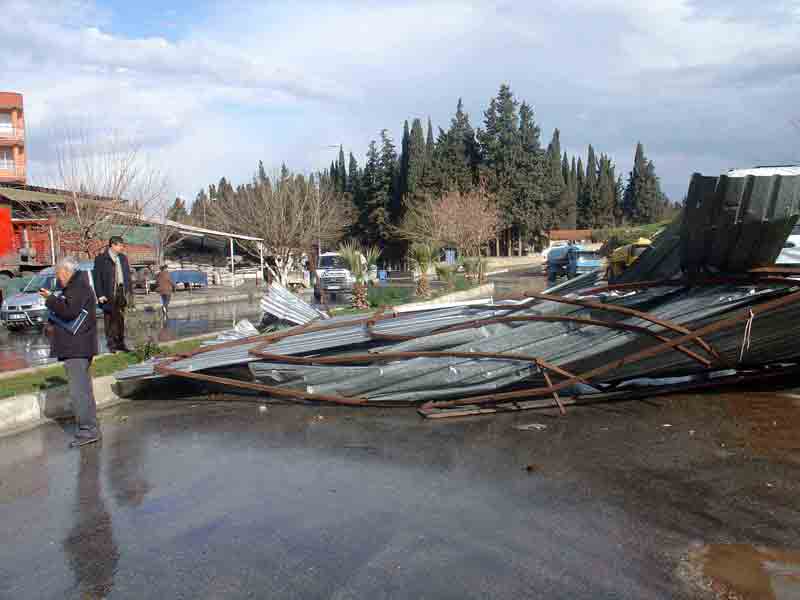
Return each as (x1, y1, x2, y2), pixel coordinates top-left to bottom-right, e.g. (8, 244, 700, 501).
(313, 252, 377, 301)
(546, 243, 604, 282)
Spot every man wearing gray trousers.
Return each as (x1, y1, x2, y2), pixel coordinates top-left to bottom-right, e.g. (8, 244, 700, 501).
(40, 257, 100, 447)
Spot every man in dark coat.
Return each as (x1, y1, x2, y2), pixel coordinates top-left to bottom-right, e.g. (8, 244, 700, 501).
(40, 257, 100, 447)
(93, 236, 132, 352)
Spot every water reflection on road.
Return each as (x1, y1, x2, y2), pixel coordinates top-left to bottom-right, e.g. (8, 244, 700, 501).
(0, 299, 263, 370)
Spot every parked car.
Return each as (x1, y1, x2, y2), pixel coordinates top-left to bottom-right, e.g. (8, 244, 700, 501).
(0, 262, 96, 331)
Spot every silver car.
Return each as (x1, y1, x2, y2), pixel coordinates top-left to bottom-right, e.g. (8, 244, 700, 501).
(0, 262, 96, 331)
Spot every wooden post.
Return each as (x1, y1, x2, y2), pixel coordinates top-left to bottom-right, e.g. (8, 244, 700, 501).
(259, 242, 264, 287)
(229, 237, 235, 285)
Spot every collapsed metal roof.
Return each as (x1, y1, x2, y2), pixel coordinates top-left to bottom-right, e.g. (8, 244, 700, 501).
(115, 168, 800, 418)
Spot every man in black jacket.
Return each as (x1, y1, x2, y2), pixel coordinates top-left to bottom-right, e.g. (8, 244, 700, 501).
(40, 256, 100, 447)
(93, 236, 132, 352)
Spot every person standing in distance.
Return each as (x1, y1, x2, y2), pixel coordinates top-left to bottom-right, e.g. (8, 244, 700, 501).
(93, 236, 132, 353)
(39, 257, 100, 447)
(155, 265, 174, 318)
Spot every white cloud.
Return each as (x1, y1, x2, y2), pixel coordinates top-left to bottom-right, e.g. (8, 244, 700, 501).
(4, 0, 799, 203)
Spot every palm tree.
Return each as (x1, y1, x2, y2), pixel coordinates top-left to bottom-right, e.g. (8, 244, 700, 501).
(409, 242, 437, 298)
(338, 241, 381, 309)
(435, 263, 457, 290)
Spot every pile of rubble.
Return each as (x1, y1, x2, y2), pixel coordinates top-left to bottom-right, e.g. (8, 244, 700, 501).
(116, 167, 800, 418)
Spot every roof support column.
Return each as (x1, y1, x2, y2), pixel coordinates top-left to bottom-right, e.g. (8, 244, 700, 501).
(229, 237, 235, 283)
(259, 242, 264, 287)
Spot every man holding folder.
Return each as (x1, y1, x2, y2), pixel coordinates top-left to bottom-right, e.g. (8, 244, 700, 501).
(40, 256, 100, 447)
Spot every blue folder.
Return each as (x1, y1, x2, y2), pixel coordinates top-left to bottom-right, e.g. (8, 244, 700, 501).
(48, 308, 89, 335)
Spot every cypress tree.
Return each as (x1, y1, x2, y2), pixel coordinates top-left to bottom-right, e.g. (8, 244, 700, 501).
(543, 128, 565, 228)
(623, 142, 666, 224)
(439, 98, 479, 193)
(593, 154, 616, 228)
(425, 117, 435, 163)
(347, 153, 359, 194)
(577, 148, 597, 228)
(478, 85, 521, 237)
(399, 120, 411, 198)
(360, 140, 382, 244)
(512, 101, 548, 247)
(378, 130, 398, 238)
(407, 118, 426, 197)
(337, 146, 347, 192)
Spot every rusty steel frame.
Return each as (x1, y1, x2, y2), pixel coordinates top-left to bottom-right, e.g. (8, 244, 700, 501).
(150, 290, 729, 409)
(525, 291, 720, 359)
(419, 287, 800, 412)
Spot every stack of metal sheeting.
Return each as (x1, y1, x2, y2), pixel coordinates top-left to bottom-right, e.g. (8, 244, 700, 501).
(114, 303, 516, 382)
(260, 282, 326, 325)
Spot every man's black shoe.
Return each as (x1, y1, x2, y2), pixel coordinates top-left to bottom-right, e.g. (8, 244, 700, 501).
(70, 429, 101, 448)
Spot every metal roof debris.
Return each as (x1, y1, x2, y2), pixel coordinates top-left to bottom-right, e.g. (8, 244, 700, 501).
(115, 169, 800, 418)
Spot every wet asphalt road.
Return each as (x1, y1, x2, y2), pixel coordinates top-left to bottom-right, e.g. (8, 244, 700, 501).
(0, 298, 263, 370)
(1, 390, 799, 599)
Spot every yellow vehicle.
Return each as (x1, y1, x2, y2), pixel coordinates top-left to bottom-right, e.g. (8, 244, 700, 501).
(608, 237, 652, 280)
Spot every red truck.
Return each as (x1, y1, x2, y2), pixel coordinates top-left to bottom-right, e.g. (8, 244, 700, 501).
(0, 205, 56, 282)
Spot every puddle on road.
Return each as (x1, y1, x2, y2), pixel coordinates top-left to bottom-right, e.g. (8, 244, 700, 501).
(724, 393, 800, 464)
(684, 543, 800, 599)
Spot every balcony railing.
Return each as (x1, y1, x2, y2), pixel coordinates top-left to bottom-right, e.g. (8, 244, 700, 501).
(0, 127, 24, 143)
(0, 162, 25, 179)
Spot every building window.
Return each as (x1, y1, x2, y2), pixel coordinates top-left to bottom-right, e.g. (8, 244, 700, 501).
(0, 113, 11, 133)
(0, 148, 13, 170)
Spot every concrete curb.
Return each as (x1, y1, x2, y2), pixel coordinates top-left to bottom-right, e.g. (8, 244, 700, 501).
(134, 291, 255, 311)
(0, 332, 220, 381)
(0, 374, 125, 438)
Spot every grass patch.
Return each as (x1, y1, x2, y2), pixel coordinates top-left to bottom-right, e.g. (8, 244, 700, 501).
(1, 365, 68, 399)
(0, 336, 209, 400)
(368, 285, 414, 308)
(449, 274, 476, 293)
(328, 277, 481, 316)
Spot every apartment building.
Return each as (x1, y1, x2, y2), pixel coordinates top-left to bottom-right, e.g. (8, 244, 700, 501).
(0, 92, 25, 184)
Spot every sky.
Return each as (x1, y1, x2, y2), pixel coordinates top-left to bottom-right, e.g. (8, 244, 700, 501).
(3, 0, 799, 203)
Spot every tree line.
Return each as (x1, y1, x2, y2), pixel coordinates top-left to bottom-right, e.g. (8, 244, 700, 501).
(171, 83, 677, 262)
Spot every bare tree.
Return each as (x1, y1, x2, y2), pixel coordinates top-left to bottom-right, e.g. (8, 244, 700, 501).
(397, 188, 500, 258)
(207, 170, 353, 285)
(42, 125, 169, 260)
(151, 196, 191, 266)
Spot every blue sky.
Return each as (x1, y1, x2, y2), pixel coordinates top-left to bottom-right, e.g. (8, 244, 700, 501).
(3, 0, 799, 205)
